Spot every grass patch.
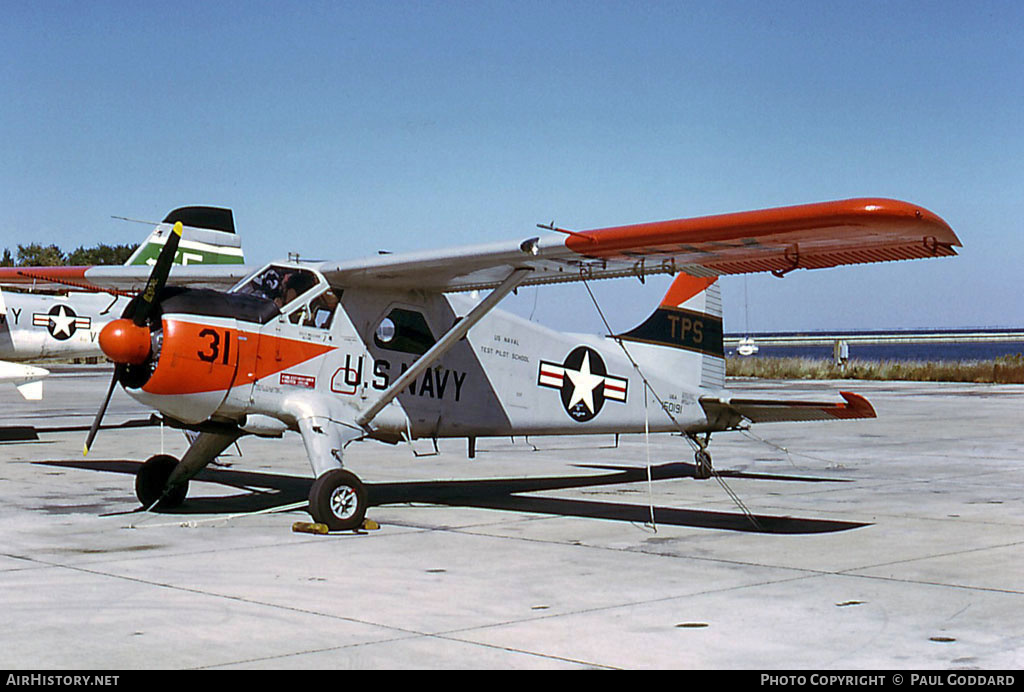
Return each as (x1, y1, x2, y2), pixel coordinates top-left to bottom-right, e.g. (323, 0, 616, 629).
(726, 354, 1024, 383)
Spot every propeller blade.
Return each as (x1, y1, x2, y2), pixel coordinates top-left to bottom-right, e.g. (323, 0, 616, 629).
(83, 364, 124, 456)
(133, 221, 183, 327)
(87, 223, 181, 454)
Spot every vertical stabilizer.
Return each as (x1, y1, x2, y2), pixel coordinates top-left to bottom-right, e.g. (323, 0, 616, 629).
(125, 206, 244, 266)
(614, 273, 725, 390)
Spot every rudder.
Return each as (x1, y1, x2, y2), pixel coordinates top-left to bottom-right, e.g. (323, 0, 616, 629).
(125, 206, 244, 266)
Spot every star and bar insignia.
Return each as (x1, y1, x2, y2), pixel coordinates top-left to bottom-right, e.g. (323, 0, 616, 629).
(32, 305, 91, 340)
(538, 346, 627, 422)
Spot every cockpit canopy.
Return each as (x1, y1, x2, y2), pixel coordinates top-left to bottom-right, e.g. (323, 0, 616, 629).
(233, 264, 322, 307)
(231, 263, 340, 330)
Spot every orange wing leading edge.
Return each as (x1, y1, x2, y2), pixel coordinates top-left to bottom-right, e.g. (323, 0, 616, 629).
(566, 198, 960, 276)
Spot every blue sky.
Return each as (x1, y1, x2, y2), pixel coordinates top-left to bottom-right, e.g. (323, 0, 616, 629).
(3, 1, 1022, 334)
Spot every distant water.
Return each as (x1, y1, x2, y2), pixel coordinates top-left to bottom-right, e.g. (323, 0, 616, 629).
(727, 330, 1024, 362)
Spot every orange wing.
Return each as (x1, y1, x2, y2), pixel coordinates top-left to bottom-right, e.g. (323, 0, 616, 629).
(318, 197, 960, 291)
(564, 198, 958, 276)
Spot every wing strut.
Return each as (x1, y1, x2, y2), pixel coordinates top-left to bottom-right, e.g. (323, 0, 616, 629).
(354, 267, 533, 430)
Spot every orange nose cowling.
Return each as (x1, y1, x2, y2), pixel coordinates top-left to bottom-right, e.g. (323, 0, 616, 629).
(99, 318, 151, 365)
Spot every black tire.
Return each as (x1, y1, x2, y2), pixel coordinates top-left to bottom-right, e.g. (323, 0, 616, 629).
(694, 450, 713, 480)
(308, 469, 367, 531)
(135, 454, 188, 509)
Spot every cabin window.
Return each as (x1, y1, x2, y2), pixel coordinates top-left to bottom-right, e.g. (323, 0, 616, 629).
(375, 317, 396, 343)
(374, 308, 435, 355)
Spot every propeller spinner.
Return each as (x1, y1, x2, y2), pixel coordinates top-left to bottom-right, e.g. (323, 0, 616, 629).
(84, 221, 183, 455)
(98, 318, 151, 365)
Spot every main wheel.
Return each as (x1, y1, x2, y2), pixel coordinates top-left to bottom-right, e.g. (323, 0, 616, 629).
(308, 469, 367, 531)
(135, 454, 188, 509)
(694, 449, 713, 480)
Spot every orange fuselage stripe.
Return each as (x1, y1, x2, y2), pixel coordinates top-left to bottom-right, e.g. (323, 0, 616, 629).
(142, 318, 335, 396)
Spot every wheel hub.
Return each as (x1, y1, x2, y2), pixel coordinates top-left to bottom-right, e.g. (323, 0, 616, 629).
(330, 485, 358, 520)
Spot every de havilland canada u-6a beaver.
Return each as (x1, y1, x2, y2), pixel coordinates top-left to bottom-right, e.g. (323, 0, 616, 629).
(0, 199, 960, 530)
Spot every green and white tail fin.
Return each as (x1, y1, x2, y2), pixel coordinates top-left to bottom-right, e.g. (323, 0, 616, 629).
(125, 206, 244, 266)
(614, 273, 725, 391)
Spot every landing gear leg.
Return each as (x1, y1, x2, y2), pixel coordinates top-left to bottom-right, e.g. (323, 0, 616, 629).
(688, 433, 714, 480)
(294, 414, 369, 531)
(134, 429, 240, 510)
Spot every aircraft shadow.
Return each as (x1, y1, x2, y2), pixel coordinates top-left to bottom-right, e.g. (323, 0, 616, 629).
(36, 459, 868, 535)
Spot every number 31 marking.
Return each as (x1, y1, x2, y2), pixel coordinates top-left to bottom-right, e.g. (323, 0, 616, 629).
(197, 328, 231, 364)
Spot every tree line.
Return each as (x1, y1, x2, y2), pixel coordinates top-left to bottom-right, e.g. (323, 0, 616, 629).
(0, 243, 139, 267)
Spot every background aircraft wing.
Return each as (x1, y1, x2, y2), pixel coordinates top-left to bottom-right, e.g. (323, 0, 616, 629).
(0, 264, 253, 293)
(317, 198, 960, 292)
(699, 391, 876, 430)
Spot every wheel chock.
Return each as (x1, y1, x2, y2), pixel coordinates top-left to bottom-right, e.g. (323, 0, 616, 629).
(292, 522, 329, 535)
(292, 520, 379, 534)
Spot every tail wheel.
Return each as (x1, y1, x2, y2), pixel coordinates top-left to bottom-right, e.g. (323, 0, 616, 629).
(694, 449, 713, 480)
(309, 469, 367, 531)
(135, 454, 188, 509)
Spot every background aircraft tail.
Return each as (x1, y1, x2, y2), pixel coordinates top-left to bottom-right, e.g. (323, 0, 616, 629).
(614, 273, 725, 391)
(0, 361, 49, 400)
(124, 206, 244, 266)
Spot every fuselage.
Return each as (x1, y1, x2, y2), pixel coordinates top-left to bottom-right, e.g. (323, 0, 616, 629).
(120, 263, 715, 442)
(0, 289, 129, 362)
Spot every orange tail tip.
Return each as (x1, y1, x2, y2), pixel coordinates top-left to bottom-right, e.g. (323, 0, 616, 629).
(661, 274, 717, 308)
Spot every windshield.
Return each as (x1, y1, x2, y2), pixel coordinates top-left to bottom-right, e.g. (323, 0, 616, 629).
(233, 265, 321, 308)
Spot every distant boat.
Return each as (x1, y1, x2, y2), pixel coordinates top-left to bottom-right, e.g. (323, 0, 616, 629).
(737, 277, 758, 356)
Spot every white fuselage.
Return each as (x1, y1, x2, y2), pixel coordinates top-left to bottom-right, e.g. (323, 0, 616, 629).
(0, 289, 129, 362)
(125, 282, 714, 443)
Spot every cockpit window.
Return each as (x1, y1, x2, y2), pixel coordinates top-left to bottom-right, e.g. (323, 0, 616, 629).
(303, 289, 341, 329)
(234, 265, 319, 308)
(286, 289, 342, 329)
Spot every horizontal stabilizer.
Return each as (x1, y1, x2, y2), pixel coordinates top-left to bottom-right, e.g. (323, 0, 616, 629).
(700, 391, 876, 429)
(15, 380, 43, 401)
(0, 361, 49, 400)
